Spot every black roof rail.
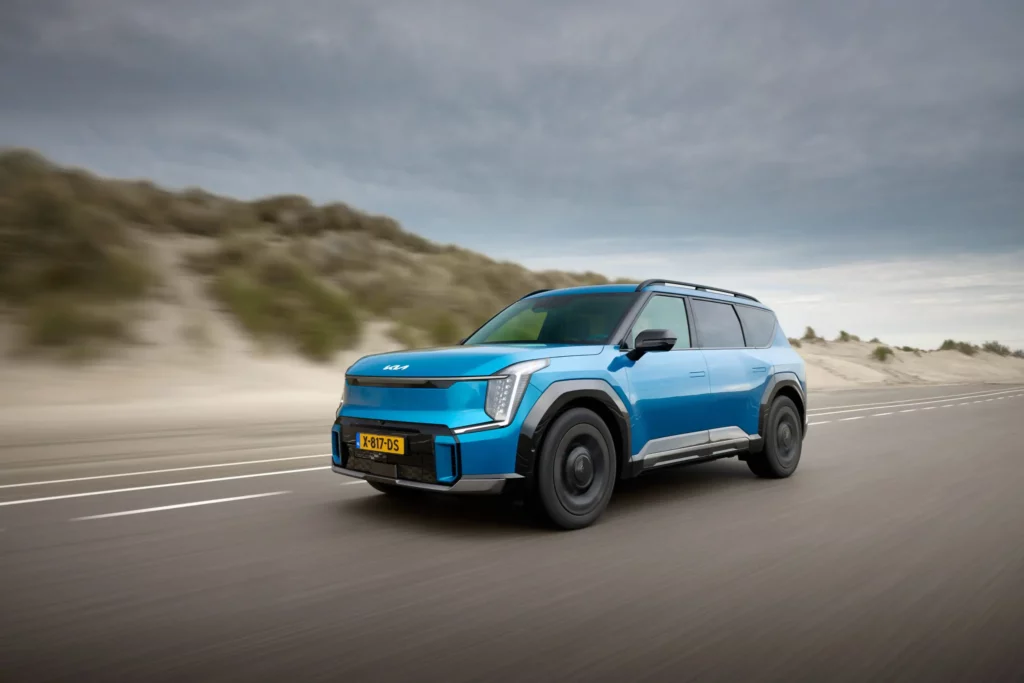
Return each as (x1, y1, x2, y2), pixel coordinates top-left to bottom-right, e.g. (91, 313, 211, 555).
(519, 288, 551, 300)
(636, 279, 760, 303)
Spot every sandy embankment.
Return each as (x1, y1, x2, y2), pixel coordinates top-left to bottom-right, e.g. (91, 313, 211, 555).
(1, 244, 1022, 433)
(2, 331, 1022, 437)
(800, 340, 1024, 390)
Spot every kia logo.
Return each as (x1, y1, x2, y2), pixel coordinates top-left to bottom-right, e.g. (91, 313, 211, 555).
(383, 364, 409, 371)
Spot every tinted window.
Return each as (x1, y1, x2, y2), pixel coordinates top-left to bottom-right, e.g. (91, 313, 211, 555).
(630, 295, 691, 348)
(735, 305, 777, 347)
(464, 293, 637, 345)
(691, 299, 745, 348)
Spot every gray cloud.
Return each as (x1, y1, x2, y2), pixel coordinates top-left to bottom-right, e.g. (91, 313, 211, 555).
(2, 0, 1023, 260)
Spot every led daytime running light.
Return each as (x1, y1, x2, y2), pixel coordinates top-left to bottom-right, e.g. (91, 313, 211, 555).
(484, 358, 549, 424)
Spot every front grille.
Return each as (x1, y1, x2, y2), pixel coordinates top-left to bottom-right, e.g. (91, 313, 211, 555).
(337, 419, 449, 485)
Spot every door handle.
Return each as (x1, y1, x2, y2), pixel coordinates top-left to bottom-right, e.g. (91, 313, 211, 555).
(689, 371, 706, 378)
(752, 366, 767, 373)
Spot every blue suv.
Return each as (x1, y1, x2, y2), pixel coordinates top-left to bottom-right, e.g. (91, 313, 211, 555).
(332, 280, 807, 529)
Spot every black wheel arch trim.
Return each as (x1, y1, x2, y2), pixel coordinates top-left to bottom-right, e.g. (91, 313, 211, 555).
(516, 379, 634, 482)
(757, 372, 808, 445)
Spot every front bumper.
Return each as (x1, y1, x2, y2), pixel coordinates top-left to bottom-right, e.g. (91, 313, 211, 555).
(332, 465, 520, 494)
(331, 415, 523, 495)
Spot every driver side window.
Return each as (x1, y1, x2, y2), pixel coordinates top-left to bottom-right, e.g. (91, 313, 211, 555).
(629, 295, 691, 349)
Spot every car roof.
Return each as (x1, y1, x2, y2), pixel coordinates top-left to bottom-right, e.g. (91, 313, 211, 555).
(525, 283, 772, 309)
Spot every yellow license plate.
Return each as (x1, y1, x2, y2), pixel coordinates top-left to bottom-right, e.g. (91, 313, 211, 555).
(356, 432, 405, 455)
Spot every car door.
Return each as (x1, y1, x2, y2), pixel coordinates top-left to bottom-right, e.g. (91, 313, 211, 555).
(690, 297, 767, 438)
(622, 294, 711, 461)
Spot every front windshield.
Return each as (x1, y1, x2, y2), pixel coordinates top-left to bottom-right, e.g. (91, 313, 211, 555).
(464, 292, 638, 345)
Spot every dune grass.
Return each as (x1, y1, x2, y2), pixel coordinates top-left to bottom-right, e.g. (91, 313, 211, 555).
(3, 148, 1019, 365)
(208, 248, 362, 361)
(0, 156, 157, 356)
(0, 148, 615, 361)
(938, 339, 979, 356)
(870, 346, 894, 362)
(981, 341, 1011, 357)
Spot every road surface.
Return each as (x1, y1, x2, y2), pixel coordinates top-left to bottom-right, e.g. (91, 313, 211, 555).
(2, 383, 1023, 682)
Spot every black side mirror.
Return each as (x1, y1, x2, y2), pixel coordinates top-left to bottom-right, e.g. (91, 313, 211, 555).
(627, 328, 677, 360)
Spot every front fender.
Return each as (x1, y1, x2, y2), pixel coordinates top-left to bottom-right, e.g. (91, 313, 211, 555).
(516, 379, 633, 482)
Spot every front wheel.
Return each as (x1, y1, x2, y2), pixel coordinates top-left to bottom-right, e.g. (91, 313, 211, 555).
(532, 407, 617, 530)
(747, 395, 803, 479)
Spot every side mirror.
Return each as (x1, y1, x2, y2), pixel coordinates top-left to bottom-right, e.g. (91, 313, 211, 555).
(627, 328, 677, 360)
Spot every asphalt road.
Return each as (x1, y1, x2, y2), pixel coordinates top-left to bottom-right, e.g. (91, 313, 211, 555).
(2, 383, 1023, 682)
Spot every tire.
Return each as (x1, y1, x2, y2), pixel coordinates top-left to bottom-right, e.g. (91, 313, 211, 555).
(747, 395, 803, 479)
(532, 407, 617, 530)
(366, 480, 417, 496)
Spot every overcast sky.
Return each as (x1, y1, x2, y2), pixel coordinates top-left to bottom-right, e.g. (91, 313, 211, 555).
(2, 0, 1022, 347)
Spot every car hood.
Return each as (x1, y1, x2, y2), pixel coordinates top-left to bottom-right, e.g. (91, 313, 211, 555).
(346, 344, 603, 378)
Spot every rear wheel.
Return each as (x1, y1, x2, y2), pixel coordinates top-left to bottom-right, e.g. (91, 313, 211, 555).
(532, 407, 617, 530)
(747, 395, 802, 478)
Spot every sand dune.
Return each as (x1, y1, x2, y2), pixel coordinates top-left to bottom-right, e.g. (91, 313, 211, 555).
(1, 312, 1022, 438)
(799, 340, 1024, 389)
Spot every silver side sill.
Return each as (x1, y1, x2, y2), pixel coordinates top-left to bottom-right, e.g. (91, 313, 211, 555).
(643, 437, 750, 468)
(331, 465, 521, 495)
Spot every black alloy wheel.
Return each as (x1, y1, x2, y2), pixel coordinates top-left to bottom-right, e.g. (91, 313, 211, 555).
(533, 407, 617, 530)
(747, 395, 802, 479)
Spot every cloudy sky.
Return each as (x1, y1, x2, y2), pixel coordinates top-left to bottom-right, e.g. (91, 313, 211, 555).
(2, 0, 1022, 347)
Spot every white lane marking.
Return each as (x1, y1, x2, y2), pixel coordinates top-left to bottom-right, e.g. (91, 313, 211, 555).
(807, 387, 1023, 414)
(900, 409, 917, 413)
(874, 412, 894, 417)
(72, 491, 290, 521)
(807, 388, 1022, 417)
(985, 399, 994, 402)
(0, 466, 328, 508)
(0, 454, 331, 490)
(942, 404, 954, 408)
(840, 416, 864, 422)
(341, 480, 366, 486)
(922, 406, 937, 411)
(809, 420, 832, 426)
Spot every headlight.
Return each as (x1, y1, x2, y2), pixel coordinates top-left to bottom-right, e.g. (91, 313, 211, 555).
(485, 359, 549, 424)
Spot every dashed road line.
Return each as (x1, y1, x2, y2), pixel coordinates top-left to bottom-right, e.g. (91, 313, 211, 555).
(0, 454, 331, 490)
(0, 466, 329, 508)
(71, 491, 291, 521)
(807, 387, 1022, 415)
(804, 389, 1020, 430)
(807, 388, 1022, 418)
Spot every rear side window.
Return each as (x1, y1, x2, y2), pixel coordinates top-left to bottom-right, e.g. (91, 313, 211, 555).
(734, 305, 777, 348)
(691, 299, 745, 348)
(630, 295, 691, 348)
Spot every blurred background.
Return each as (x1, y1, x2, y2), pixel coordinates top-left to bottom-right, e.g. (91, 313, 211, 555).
(1, 1, 1023, 681)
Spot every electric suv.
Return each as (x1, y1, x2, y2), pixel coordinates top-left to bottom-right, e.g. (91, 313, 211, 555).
(332, 280, 807, 529)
